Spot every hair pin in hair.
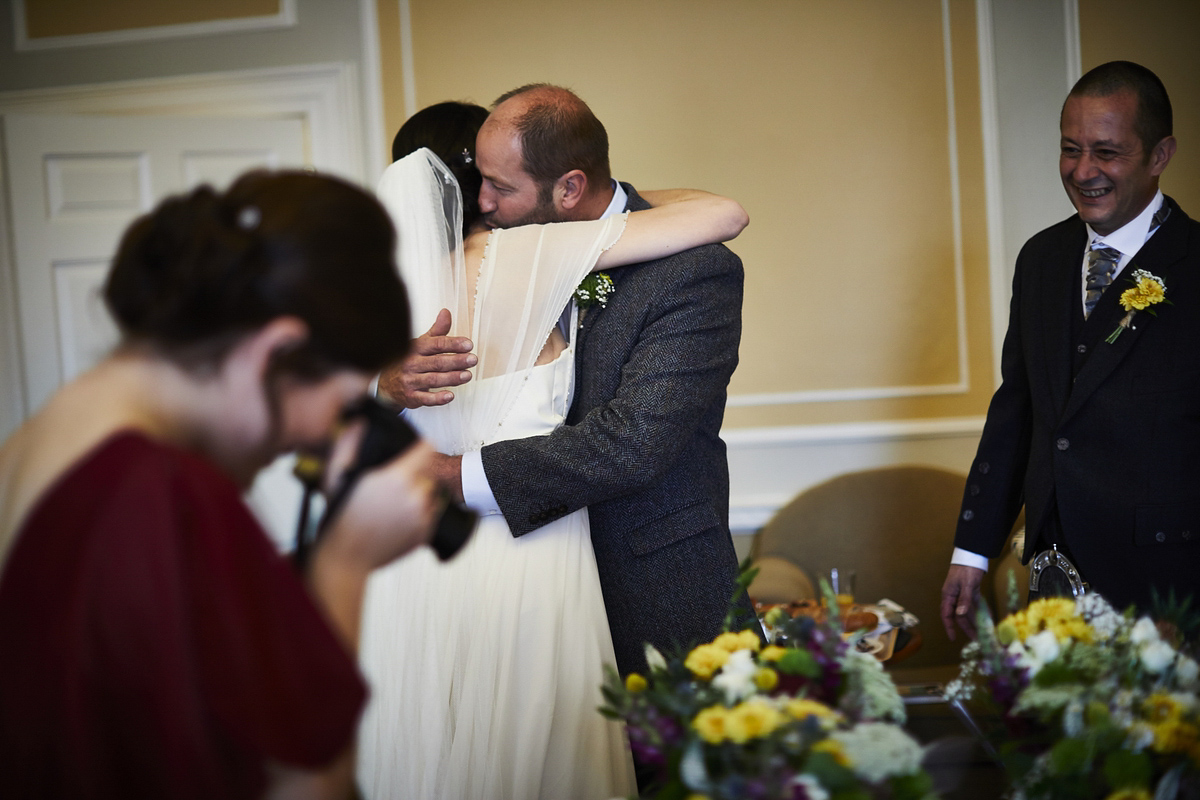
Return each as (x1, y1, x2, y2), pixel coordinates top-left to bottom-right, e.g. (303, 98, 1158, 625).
(461, 148, 473, 165)
(237, 205, 261, 231)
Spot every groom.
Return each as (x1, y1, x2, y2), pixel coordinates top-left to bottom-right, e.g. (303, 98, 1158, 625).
(382, 84, 753, 677)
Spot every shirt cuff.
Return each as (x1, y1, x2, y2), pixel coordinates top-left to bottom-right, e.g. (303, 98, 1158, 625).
(951, 547, 990, 572)
(461, 449, 502, 516)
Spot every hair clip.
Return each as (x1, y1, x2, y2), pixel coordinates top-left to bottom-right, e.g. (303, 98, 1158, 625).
(461, 148, 473, 165)
(237, 205, 261, 231)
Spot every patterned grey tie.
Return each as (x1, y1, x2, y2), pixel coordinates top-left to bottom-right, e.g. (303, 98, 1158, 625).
(1083, 244, 1121, 319)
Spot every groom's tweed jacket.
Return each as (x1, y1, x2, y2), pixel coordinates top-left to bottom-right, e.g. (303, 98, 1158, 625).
(480, 184, 752, 676)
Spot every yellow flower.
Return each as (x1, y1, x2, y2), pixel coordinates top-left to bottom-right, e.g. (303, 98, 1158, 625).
(693, 706, 729, 744)
(685, 795, 711, 800)
(1104, 790, 1152, 800)
(1119, 271, 1167, 312)
(754, 667, 779, 691)
(1000, 597, 1092, 645)
(760, 645, 787, 662)
(812, 738, 853, 767)
(711, 630, 762, 653)
(724, 699, 784, 744)
(625, 673, 647, 693)
(1143, 692, 1184, 725)
(785, 697, 840, 723)
(1151, 719, 1199, 756)
(685, 644, 730, 679)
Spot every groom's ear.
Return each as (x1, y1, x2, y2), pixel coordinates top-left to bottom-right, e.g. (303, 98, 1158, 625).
(556, 169, 589, 211)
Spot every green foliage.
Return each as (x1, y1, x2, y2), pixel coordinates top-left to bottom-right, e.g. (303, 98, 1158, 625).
(1103, 749, 1152, 791)
(777, 647, 820, 678)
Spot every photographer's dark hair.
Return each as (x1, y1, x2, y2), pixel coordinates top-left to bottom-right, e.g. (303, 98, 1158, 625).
(492, 84, 611, 205)
(392, 101, 488, 234)
(104, 170, 411, 379)
(1068, 60, 1173, 155)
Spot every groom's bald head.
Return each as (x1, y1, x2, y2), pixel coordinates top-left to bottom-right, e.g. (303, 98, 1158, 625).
(475, 84, 614, 228)
(490, 84, 611, 194)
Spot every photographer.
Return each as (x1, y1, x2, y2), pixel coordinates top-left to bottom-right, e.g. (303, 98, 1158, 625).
(0, 171, 439, 799)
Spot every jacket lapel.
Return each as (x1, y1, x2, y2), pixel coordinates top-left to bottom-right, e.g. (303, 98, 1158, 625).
(1059, 197, 1189, 424)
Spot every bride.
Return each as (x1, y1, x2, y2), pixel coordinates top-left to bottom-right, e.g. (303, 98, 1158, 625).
(358, 139, 747, 799)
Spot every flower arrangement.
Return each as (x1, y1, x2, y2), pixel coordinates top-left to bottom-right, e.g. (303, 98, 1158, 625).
(947, 591, 1200, 800)
(601, 581, 936, 799)
(1107, 269, 1170, 343)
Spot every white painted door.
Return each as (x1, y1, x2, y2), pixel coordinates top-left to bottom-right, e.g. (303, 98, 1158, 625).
(2, 112, 307, 548)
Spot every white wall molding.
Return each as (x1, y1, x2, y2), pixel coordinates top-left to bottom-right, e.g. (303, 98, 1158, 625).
(724, 416, 985, 538)
(12, 0, 298, 52)
(359, 0, 387, 182)
(728, 0, 970, 409)
(976, 0, 1008, 389)
(1063, 0, 1082, 87)
(398, 0, 417, 118)
(0, 62, 367, 183)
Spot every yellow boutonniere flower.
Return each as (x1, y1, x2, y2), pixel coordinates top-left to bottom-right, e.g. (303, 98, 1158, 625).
(1108, 268, 1169, 343)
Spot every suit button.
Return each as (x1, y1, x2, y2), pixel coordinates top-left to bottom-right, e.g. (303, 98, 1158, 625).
(1056, 438, 1070, 451)
(1156, 531, 1167, 543)
(969, 484, 980, 496)
(1076, 344, 1087, 354)
(962, 510, 974, 521)
(977, 461, 990, 474)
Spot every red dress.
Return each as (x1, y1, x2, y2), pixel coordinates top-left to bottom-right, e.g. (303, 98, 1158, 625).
(0, 431, 367, 799)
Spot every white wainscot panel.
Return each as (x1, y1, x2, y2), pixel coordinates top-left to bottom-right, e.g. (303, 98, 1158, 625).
(53, 259, 120, 382)
(46, 153, 149, 218)
(722, 417, 986, 560)
(182, 150, 281, 190)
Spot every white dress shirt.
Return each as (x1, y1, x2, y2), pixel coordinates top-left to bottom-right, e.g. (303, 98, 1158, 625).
(951, 190, 1166, 572)
(461, 181, 628, 515)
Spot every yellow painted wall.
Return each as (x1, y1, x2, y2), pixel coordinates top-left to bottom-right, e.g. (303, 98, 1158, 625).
(1079, 0, 1200, 216)
(379, 0, 995, 430)
(22, 0, 281, 38)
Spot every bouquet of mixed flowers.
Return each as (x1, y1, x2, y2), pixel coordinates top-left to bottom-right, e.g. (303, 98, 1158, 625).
(600, 576, 936, 800)
(947, 588, 1200, 800)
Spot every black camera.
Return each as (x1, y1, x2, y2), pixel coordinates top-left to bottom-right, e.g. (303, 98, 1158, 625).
(293, 397, 477, 570)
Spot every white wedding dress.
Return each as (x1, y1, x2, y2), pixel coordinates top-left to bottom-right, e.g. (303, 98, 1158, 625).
(357, 150, 636, 799)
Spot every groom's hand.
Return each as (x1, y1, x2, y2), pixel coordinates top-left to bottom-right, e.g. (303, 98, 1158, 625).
(378, 308, 476, 409)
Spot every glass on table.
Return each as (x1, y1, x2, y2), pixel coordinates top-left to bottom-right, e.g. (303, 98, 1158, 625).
(829, 567, 856, 611)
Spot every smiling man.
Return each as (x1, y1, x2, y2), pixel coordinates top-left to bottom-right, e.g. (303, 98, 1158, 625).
(941, 61, 1198, 637)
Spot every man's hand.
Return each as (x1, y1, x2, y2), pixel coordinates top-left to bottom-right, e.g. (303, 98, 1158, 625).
(941, 564, 986, 641)
(377, 308, 476, 409)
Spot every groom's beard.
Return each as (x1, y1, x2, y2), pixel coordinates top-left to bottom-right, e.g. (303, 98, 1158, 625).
(484, 190, 563, 229)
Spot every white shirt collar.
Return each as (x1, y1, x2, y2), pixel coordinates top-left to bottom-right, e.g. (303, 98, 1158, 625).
(599, 180, 627, 220)
(1087, 190, 1164, 257)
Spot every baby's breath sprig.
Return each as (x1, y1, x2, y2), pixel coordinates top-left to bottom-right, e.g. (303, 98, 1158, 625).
(574, 272, 615, 310)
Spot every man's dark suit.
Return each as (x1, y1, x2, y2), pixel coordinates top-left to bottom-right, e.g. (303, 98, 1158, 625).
(480, 184, 750, 676)
(954, 195, 1200, 610)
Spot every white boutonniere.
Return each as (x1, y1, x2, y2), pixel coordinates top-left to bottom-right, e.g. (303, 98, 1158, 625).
(1106, 268, 1170, 343)
(574, 272, 614, 310)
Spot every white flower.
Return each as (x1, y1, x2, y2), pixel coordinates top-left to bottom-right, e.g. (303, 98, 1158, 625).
(1175, 655, 1199, 690)
(1076, 593, 1123, 640)
(644, 643, 667, 673)
(1063, 699, 1085, 737)
(1127, 721, 1155, 750)
(1026, 630, 1061, 664)
(1140, 640, 1176, 674)
(832, 722, 924, 783)
(837, 649, 906, 723)
(1130, 617, 1160, 645)
(789, 774, 829, 800)
(711, 648, 758, 703)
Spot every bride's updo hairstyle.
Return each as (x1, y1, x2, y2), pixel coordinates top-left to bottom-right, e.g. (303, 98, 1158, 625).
(104, 170, 411, 379)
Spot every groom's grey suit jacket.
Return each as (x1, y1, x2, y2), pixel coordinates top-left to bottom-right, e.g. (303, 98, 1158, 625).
(480, 184, 750, 676)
